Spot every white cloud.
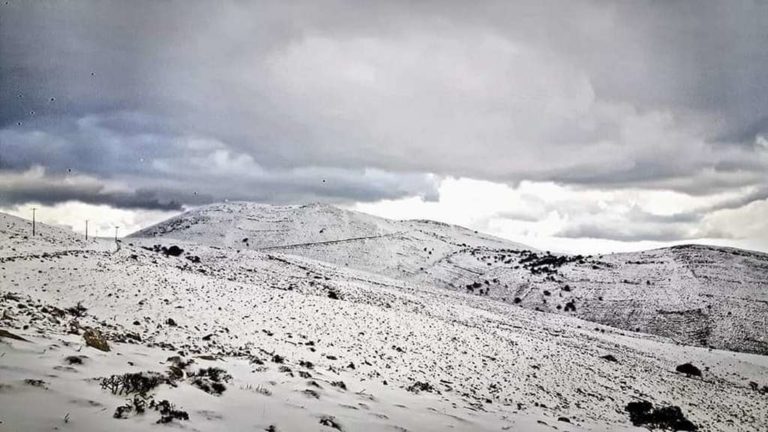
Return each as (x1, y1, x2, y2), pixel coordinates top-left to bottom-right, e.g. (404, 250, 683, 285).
(353, 177, 768, 253)
(2, 202, 174, 238)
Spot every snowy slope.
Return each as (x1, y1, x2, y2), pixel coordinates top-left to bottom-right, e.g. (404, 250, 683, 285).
(130, 202, 768, 355)
(0, 211, 89, 257)
(414, 244, 768, 355)
(2, 210, 768, 431)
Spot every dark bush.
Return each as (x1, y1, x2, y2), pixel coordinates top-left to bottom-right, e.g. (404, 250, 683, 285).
(625, 400, 697, 431)
(165, 245, 184, 257)
(319, 416, 343, 430)
(676, 363, 702, 377)
(303, 388, 320, 398)
(190, 367, 231, 396)
(151, 399, 189, 423)
(113, 404, 132, 419)
(200, 366, 231, 382)
(331, 381, 347, 390)
(406, 381, 436, 394)
(64, 355, 86, 365)
(101, 372, 164, 396)
(66, 302, 88, 317)
(24, 379, 46, 388)
(113, 395, 147, 419)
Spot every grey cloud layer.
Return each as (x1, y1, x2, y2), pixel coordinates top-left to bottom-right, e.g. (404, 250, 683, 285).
(1, 0, 767, 215)
(0, 168, 182, 210)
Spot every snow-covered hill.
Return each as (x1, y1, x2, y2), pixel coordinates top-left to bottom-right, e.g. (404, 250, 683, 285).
(129, 202, 529, 280)
(130, 202, 768, 355)
(410, 243, 768, 355)
(2, 207, 767, 431)
(0, 211, 88, 257)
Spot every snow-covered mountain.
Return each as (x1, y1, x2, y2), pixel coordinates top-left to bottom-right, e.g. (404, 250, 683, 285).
(2, 206, 767, 431)
(130, 202, 768, 355)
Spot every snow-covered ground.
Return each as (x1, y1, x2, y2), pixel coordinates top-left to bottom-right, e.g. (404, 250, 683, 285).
(2, 204, 767, 431)
(133, 202, 768, 354)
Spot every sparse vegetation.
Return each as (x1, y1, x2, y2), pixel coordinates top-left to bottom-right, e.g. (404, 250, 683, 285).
(113, 395, 147, 419)
(152, 399, 190, 423)
(625, 400, 697, 431)
(302, 388, 320, 398)
(244, 384, 272, 396)
(101, 372, 164, 396)
(190, 367, 231, 395)
(319, 415, 343, 430)
(24, 379, 47, 388)
(406, 381, 436, 394)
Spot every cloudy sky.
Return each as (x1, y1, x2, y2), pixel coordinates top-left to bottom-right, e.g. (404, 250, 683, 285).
(1, 0, 767, 253)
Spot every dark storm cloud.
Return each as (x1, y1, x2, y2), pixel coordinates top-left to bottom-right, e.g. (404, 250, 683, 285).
(0, 168, 182, 210)
(1, 0, 767, 213)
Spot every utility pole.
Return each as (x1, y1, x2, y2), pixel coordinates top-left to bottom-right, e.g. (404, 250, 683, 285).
(85, 220, 89, 241)
(114, 226, 121, 252)
(32, 207, 36, 236)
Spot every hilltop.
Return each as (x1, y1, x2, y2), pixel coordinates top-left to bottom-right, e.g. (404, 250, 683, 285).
(129, 202, 529, 280)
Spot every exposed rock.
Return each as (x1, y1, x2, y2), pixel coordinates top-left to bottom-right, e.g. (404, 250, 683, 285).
(83, 327, 110, 352)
